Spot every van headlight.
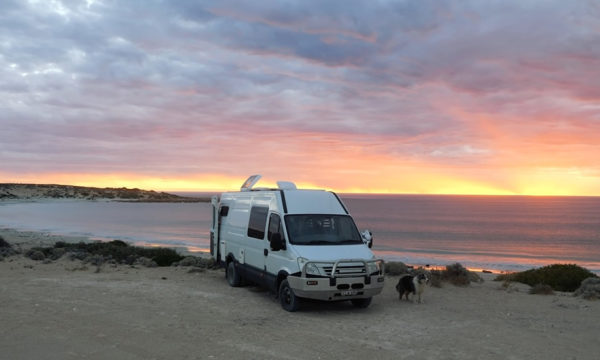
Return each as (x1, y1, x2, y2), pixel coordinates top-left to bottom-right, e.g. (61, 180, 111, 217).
(367, 261, 381, 275)
(298, 257, 321, 276)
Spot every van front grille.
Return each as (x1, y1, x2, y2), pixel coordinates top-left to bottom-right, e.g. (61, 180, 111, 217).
(321, 263, 367, 277)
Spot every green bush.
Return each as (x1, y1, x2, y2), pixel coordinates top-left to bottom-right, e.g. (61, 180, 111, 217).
(138, 247, 183, 266)
(0, 236, 11, 248)
(495, 264, 598, 292)
(384, 261, 409, 275)
(429, 270, 443, 288)
(51, 240, 183, 267)
(443, 263, 471, 286)
(574, 278, 600, 300)
(529, 283, 554, 295)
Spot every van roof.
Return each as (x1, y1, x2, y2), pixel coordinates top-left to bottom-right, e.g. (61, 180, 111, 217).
(228, 175, 349, 215)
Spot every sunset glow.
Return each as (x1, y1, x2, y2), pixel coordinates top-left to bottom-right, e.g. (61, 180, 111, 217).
(1, 1, 599, 196)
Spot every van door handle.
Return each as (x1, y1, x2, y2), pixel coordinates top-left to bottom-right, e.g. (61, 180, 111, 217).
(264, 249, 268, 256)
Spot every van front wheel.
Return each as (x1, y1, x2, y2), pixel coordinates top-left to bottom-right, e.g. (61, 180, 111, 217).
(226, 261, 241, 287)
(279, 279, 300, 312)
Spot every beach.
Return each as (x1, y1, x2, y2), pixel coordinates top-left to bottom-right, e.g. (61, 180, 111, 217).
(1, 228, 599, 360)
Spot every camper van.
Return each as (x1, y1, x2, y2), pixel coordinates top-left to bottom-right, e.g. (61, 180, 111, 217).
(210, 175, 385, 311)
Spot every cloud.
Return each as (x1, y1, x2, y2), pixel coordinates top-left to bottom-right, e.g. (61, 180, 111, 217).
(0, 0, 599, 194)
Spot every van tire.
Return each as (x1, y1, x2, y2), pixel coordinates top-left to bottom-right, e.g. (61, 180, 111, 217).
(279, 279, 300, 312)
(351, 297, 372, 308)
(226, 261, 241, 287)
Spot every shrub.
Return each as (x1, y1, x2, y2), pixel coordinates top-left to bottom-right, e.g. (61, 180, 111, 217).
(529, 283, 554, 295)
(385, 261, 409, 275)
(0, 236, 18, 258)
(134, 257, 158, 268)
(495, 264, 598, 292)
(50, 247, 66, 260)
(51, 240, 183, 267)
(0, 236, 11, 248)
(443, 263, 471, 286)
(26, 249, 46, 261)
(574, 277, 600, 300)
(178, 256, 199, 267)
(429, 270, 443, 288)
(139, 247, 183, 267)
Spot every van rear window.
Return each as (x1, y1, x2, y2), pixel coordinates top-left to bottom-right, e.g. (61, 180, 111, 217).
(247, 206, 269, 239)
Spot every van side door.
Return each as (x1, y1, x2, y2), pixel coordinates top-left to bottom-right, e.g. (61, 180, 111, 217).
(264, 213, 290, 291)
(243, 205, 269, 282)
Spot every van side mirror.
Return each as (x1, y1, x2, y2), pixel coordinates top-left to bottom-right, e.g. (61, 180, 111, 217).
(361, 230, 373, 248)
(270, 233, 286, 251)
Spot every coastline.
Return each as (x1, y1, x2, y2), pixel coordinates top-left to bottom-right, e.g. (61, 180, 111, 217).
(3, 194, 599, 275)
(1, 225, 596, 275)
(1, 228, 599, 360)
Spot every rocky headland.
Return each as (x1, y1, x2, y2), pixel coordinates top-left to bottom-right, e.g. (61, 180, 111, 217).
(0, 183, 208, 202)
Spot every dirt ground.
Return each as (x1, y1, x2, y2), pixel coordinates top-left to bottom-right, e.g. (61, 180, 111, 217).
(1, 250, 599, 360)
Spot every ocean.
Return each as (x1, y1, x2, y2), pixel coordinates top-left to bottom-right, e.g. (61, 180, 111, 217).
(1, 195, 599, 274)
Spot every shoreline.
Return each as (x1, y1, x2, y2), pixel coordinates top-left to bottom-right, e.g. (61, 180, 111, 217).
(0, 227, 512, 274)
(0, 226, 600, 276)
(1, 226, 596, 275)
(2, 197, 599, 275)
(1, 229, 599, 359)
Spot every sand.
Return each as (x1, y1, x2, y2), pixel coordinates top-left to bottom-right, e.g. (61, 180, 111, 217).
(1, 228, 599, 360)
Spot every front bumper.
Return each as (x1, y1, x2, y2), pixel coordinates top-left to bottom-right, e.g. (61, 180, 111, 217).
(287, 259, 385, 301)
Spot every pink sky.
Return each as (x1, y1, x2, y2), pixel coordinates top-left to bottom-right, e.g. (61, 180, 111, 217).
(1, 1, 599, 195)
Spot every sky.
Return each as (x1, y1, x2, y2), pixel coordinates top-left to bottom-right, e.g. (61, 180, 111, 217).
(1, 0, 600, 195)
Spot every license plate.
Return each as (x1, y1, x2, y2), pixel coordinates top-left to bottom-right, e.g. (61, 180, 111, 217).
(341, 290, 356, 296)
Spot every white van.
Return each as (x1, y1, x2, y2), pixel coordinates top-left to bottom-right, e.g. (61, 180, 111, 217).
(210, 175, 385, 311)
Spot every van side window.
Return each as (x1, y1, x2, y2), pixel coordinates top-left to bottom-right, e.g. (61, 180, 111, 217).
(247, 206, 269, 239)
(267, 213, 283, 242)
(219, 206, 229, 217)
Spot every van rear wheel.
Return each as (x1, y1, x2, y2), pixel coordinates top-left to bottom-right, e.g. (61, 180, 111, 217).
(226, 261, 241, 287)
(351, 297, 372, 308)
(279, 279, 300, 312)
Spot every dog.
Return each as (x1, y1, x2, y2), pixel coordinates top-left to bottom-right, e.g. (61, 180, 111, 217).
(395, 273, 429, 303)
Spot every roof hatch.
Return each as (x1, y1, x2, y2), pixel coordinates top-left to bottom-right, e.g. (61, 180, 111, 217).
(240, 175, 297, 191)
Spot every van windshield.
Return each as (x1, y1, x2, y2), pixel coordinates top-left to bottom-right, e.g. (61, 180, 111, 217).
(284, 214, 363, 245)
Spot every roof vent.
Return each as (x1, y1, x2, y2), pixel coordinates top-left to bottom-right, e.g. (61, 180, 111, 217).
(240, 175, 262, 191)
(277, 181, 297, 190)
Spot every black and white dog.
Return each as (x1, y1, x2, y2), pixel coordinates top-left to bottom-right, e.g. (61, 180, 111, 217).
(395, 273, 429, 303)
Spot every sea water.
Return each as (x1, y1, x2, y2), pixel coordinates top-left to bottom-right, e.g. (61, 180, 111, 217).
(1, 195, 598, 273)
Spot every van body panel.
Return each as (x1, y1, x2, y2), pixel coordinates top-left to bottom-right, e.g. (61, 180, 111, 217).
(210, 176, 385, 309)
